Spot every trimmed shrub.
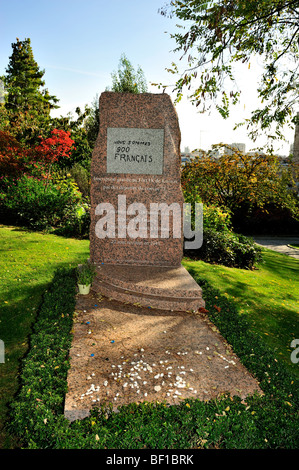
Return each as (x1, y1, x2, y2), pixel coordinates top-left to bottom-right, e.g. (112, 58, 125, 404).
(184, 227, 263, 269)
(0, 175, 89, 235)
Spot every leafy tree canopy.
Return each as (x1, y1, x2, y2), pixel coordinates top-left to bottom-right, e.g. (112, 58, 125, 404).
(159, 0, 299, 147)
(181, 145, 299, 221)
(83, 55, 148, 151)
(83, 94, 100, 150)
(108, 53, 148, 93)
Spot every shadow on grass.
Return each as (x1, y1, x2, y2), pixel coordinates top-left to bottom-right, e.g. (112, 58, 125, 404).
(0, 261, 78, 449)
(258, 249, 299, 280)
(186, 263, 299, 378)
(8, 223, 89, 241)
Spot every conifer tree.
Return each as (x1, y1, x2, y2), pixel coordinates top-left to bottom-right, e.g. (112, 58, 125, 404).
(1, 38, 59, 144)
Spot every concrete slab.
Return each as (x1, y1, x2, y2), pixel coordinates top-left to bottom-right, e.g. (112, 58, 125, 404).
(254, 237, 299, 259)
(64, 292, 262, 422)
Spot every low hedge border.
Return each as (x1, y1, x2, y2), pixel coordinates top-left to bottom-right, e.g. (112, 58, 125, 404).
(184, 228, 263, 269)
(8, 268, 298, 449)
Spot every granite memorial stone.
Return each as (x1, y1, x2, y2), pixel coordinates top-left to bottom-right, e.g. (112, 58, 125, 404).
(90, 92, 204, 311)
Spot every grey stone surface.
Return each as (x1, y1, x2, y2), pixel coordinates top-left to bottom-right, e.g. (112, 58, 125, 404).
(254, 237, 299, 259)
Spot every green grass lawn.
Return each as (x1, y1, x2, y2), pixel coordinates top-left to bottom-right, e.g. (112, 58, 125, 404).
(0, 225, 89, 448)
(183, 248, 299, 377)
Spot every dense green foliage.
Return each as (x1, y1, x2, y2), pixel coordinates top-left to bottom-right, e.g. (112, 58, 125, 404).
(0, 175, 89, 237)
(8, 267, 298, 449)
(108, 53, 148, 94)
(185, 228, 263, 269)
(182, 147, 299, 236)
(1, 38, 59, 145)
(184, 202, 263, 268)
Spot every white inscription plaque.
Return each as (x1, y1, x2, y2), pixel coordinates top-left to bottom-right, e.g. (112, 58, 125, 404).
(106, 127, 164, 175)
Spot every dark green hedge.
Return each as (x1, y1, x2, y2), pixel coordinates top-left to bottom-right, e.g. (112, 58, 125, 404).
(0, 176, 90, 238)
(8, 268, 298, 449)
(184, 228, 263, 269)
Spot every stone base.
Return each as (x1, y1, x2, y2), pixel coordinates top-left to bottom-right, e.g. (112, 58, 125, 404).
(92, 264, 205, 312)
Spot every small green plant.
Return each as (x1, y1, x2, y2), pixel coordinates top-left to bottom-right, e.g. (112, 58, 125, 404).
(76, 261, 96, 286)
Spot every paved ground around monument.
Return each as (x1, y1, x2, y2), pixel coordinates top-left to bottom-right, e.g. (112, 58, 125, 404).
(253, 237, 299, 259)
(64, 291, 262, 422)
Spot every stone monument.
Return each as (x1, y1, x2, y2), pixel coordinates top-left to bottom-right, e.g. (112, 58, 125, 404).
(90, 92, 204, 311)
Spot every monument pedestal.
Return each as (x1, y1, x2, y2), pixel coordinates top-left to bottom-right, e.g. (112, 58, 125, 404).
(92, 263, 205, 312)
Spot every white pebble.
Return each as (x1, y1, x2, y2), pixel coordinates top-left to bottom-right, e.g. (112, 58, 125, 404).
(154, 385, 161, 392)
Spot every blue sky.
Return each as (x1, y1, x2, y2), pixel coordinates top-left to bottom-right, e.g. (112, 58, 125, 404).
(0, 0, 295, 154)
